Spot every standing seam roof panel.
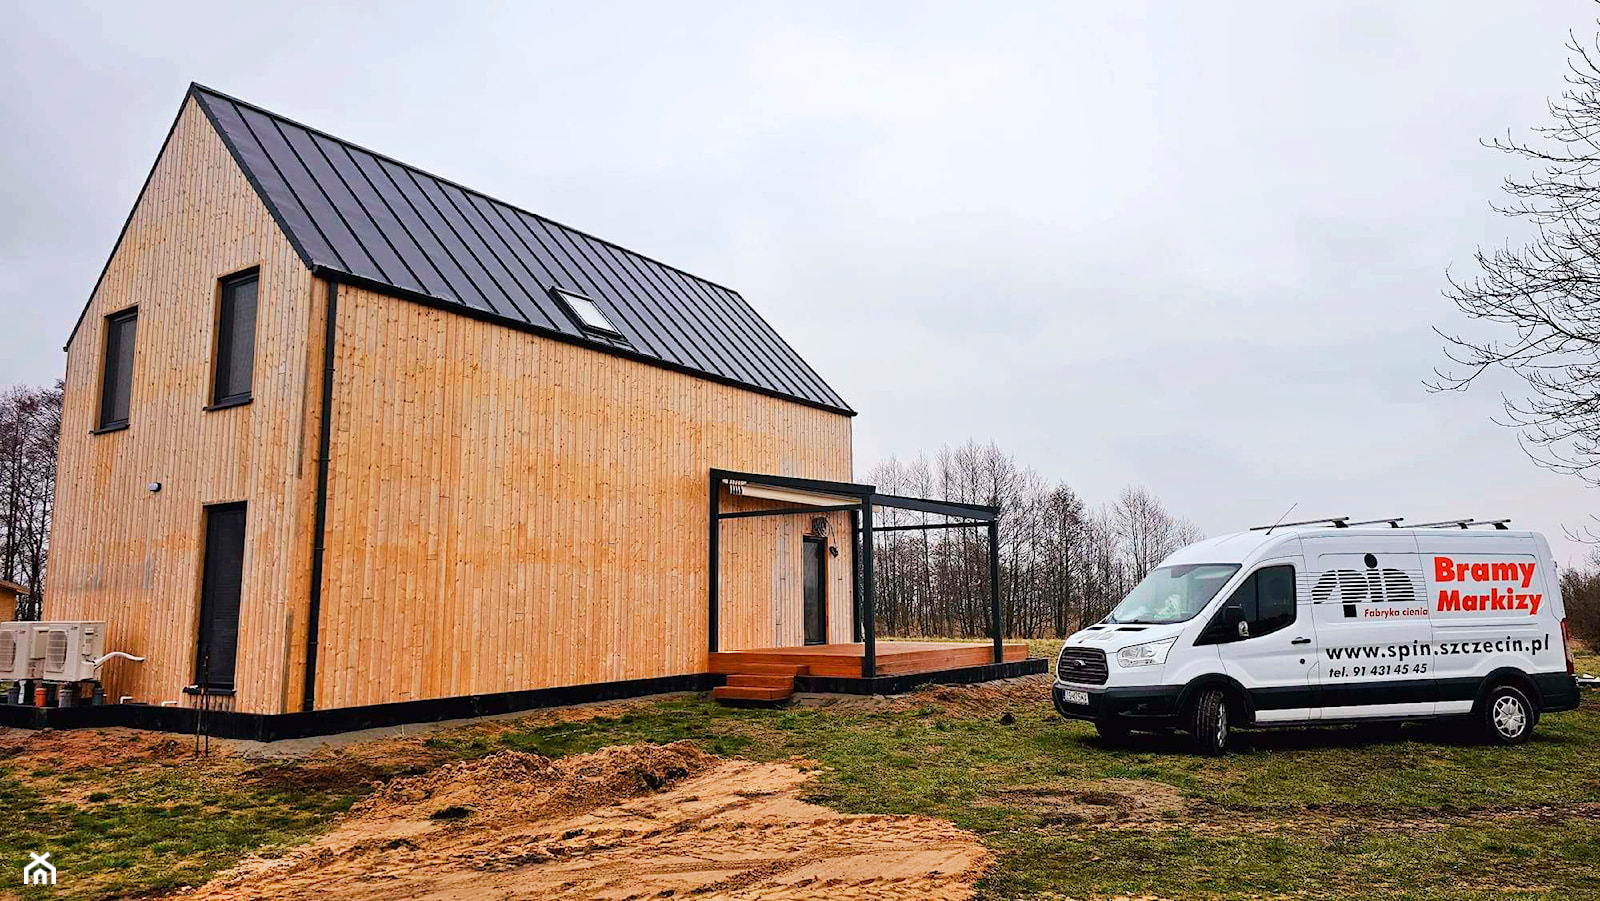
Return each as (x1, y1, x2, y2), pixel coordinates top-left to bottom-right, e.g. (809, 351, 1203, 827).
(524, 219, 672, 361)
(235, 105, 383, 280)
(510, 213, 680, 363)
(700, 279, 844, 406)
(652, 264, 806, 398)
(557, 229, 690, 363)
(342, 148, 499, 314)
(377, 159, 512, 318)
(194, 96, 344, 269)
(572, 232, 718, 374)
(456, 194, 570, 333)
(314, 136, 458, 302)
(280, 124, 427, 295)
(429, 181, 566, 333)
(188, 84, 853, 415)
(601, 237, 764, 388)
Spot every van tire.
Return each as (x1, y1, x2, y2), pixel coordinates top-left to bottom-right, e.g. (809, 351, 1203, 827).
(1187, 689, 1230, 756)
(1481, 684, 1535, 745)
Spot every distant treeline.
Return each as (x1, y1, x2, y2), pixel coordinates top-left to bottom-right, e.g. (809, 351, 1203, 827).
(864, 441, 1201, 640)
(1561, 557, 1600, 644)
(1, 381, 62, 619)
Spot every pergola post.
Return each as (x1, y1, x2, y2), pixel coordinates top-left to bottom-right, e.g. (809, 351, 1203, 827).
(849, 507, 862, 643)
(708, 469, 720, 654)
(860, 499, 876, 678)
(989, 519, 1002, 664)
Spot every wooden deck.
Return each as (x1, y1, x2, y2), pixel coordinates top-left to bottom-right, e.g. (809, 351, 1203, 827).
(710, 641, 1030, 679)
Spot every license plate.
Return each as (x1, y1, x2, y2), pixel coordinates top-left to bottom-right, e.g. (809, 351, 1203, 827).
(1063, 689, 1090, 706)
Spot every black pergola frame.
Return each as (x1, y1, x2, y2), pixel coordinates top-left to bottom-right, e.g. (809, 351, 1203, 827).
(708, 467, 1002, 678)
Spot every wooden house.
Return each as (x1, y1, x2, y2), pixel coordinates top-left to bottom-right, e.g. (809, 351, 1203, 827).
(0, 581, 30, 617)
(43, 86, 1036, 737)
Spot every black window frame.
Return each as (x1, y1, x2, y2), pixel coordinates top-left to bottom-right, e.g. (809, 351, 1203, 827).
(1197, 563, 1298, 644)
(208, 268, 260, 410)
(95, 306, 139, 433)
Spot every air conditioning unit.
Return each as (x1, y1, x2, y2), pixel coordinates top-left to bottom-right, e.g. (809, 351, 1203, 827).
(0, 622, 106, 683)
(0, 624, 27, 680)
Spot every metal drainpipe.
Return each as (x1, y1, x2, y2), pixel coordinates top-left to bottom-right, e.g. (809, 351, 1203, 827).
(301, 279, 338, 713)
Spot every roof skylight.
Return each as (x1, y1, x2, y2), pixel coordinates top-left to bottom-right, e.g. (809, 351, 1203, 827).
(552, 288, 622, 337)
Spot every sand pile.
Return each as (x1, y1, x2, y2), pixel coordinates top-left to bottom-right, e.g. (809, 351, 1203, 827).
(184, 742, 989, 901)
(351, 740, 715, 825)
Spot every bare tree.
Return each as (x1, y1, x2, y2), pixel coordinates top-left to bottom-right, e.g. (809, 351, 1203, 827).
(0, 381, 63, 614)
(1112, 485, 1200, 584)
(1433, 30, 1600, 492)
(864, 443, 1203, 639)
(1560, 548, 1600, 643)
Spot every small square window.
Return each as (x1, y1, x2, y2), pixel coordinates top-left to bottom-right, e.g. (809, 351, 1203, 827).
(551, 288, 623, 338)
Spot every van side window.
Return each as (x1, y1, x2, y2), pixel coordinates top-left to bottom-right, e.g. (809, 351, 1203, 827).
(1230, 564, 1297, 638)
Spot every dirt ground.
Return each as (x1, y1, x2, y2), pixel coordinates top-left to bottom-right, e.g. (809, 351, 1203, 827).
(180, 741, 992, 901)
(0, 725, 202, 773)
(799, 675, 1051, 717)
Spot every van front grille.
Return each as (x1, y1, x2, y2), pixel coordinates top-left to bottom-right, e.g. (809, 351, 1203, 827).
(1057, 647, 1108, 685)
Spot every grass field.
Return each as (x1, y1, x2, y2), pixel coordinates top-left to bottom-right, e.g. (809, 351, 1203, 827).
(3, 661, 1598, 899)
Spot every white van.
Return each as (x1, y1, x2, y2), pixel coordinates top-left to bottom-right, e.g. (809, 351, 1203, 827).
(1052, 519, 1581, 754)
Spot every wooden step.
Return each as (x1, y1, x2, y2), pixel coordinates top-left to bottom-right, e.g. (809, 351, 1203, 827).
(712, 685, 794, 702)
(726, 674, 796, 689)
(708, 660, 809, 676)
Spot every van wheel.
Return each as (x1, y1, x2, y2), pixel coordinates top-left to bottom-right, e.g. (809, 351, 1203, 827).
(1482, 685, 1534, 745)
(1187, 689, 1230, 756)
(1095, 718, 1130, 745)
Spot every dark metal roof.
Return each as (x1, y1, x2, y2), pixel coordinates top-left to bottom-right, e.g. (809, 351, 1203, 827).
(186, 84, 852, 415)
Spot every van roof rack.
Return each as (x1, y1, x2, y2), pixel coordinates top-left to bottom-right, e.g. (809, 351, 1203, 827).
(1411, 518, 1511, 530)
(1346, 517, 1405, 528)
(1249, 516, 1349, 531)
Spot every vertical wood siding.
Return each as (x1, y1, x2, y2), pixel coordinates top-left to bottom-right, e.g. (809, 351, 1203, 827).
(47, 99, 320, 714)
(315, 286, 853, 708)
(717, 496, 854, 651)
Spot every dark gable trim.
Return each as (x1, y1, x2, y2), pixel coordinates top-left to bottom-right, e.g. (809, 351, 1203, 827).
(191, 86, 319, 272)
(316, 265, 857, 417)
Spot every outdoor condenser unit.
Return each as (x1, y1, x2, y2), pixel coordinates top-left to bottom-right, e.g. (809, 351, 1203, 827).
(0, 623, 28, 681)
(0, 621, 107, 683)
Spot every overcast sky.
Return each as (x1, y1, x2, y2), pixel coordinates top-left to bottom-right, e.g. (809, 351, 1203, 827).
(3, 1, 1595, 564)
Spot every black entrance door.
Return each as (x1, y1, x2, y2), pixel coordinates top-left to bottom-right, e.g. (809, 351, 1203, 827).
(803, 537, 826, 645)
(196, 503, 247, 690)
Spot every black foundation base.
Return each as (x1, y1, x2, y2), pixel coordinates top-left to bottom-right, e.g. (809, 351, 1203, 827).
(0, 658, 1048, 740)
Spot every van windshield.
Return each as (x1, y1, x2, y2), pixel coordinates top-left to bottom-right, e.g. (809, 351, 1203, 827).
(1104, 564, 1241, 624)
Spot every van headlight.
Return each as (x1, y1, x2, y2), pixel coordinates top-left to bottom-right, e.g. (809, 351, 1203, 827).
(1116, 637, 1178, 668)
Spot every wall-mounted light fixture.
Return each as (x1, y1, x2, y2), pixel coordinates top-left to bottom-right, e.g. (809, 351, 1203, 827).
(147, 482, 162, 493)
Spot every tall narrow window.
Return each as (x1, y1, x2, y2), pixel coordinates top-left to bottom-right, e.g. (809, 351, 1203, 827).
(195, 502, 247, 690)
(212, 270, 259, 407)
(98, 308, 138, 431)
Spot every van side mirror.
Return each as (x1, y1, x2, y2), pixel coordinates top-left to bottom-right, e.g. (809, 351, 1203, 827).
(1197, 603, 1247, 646)
(1224, 604, 1247, 640)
